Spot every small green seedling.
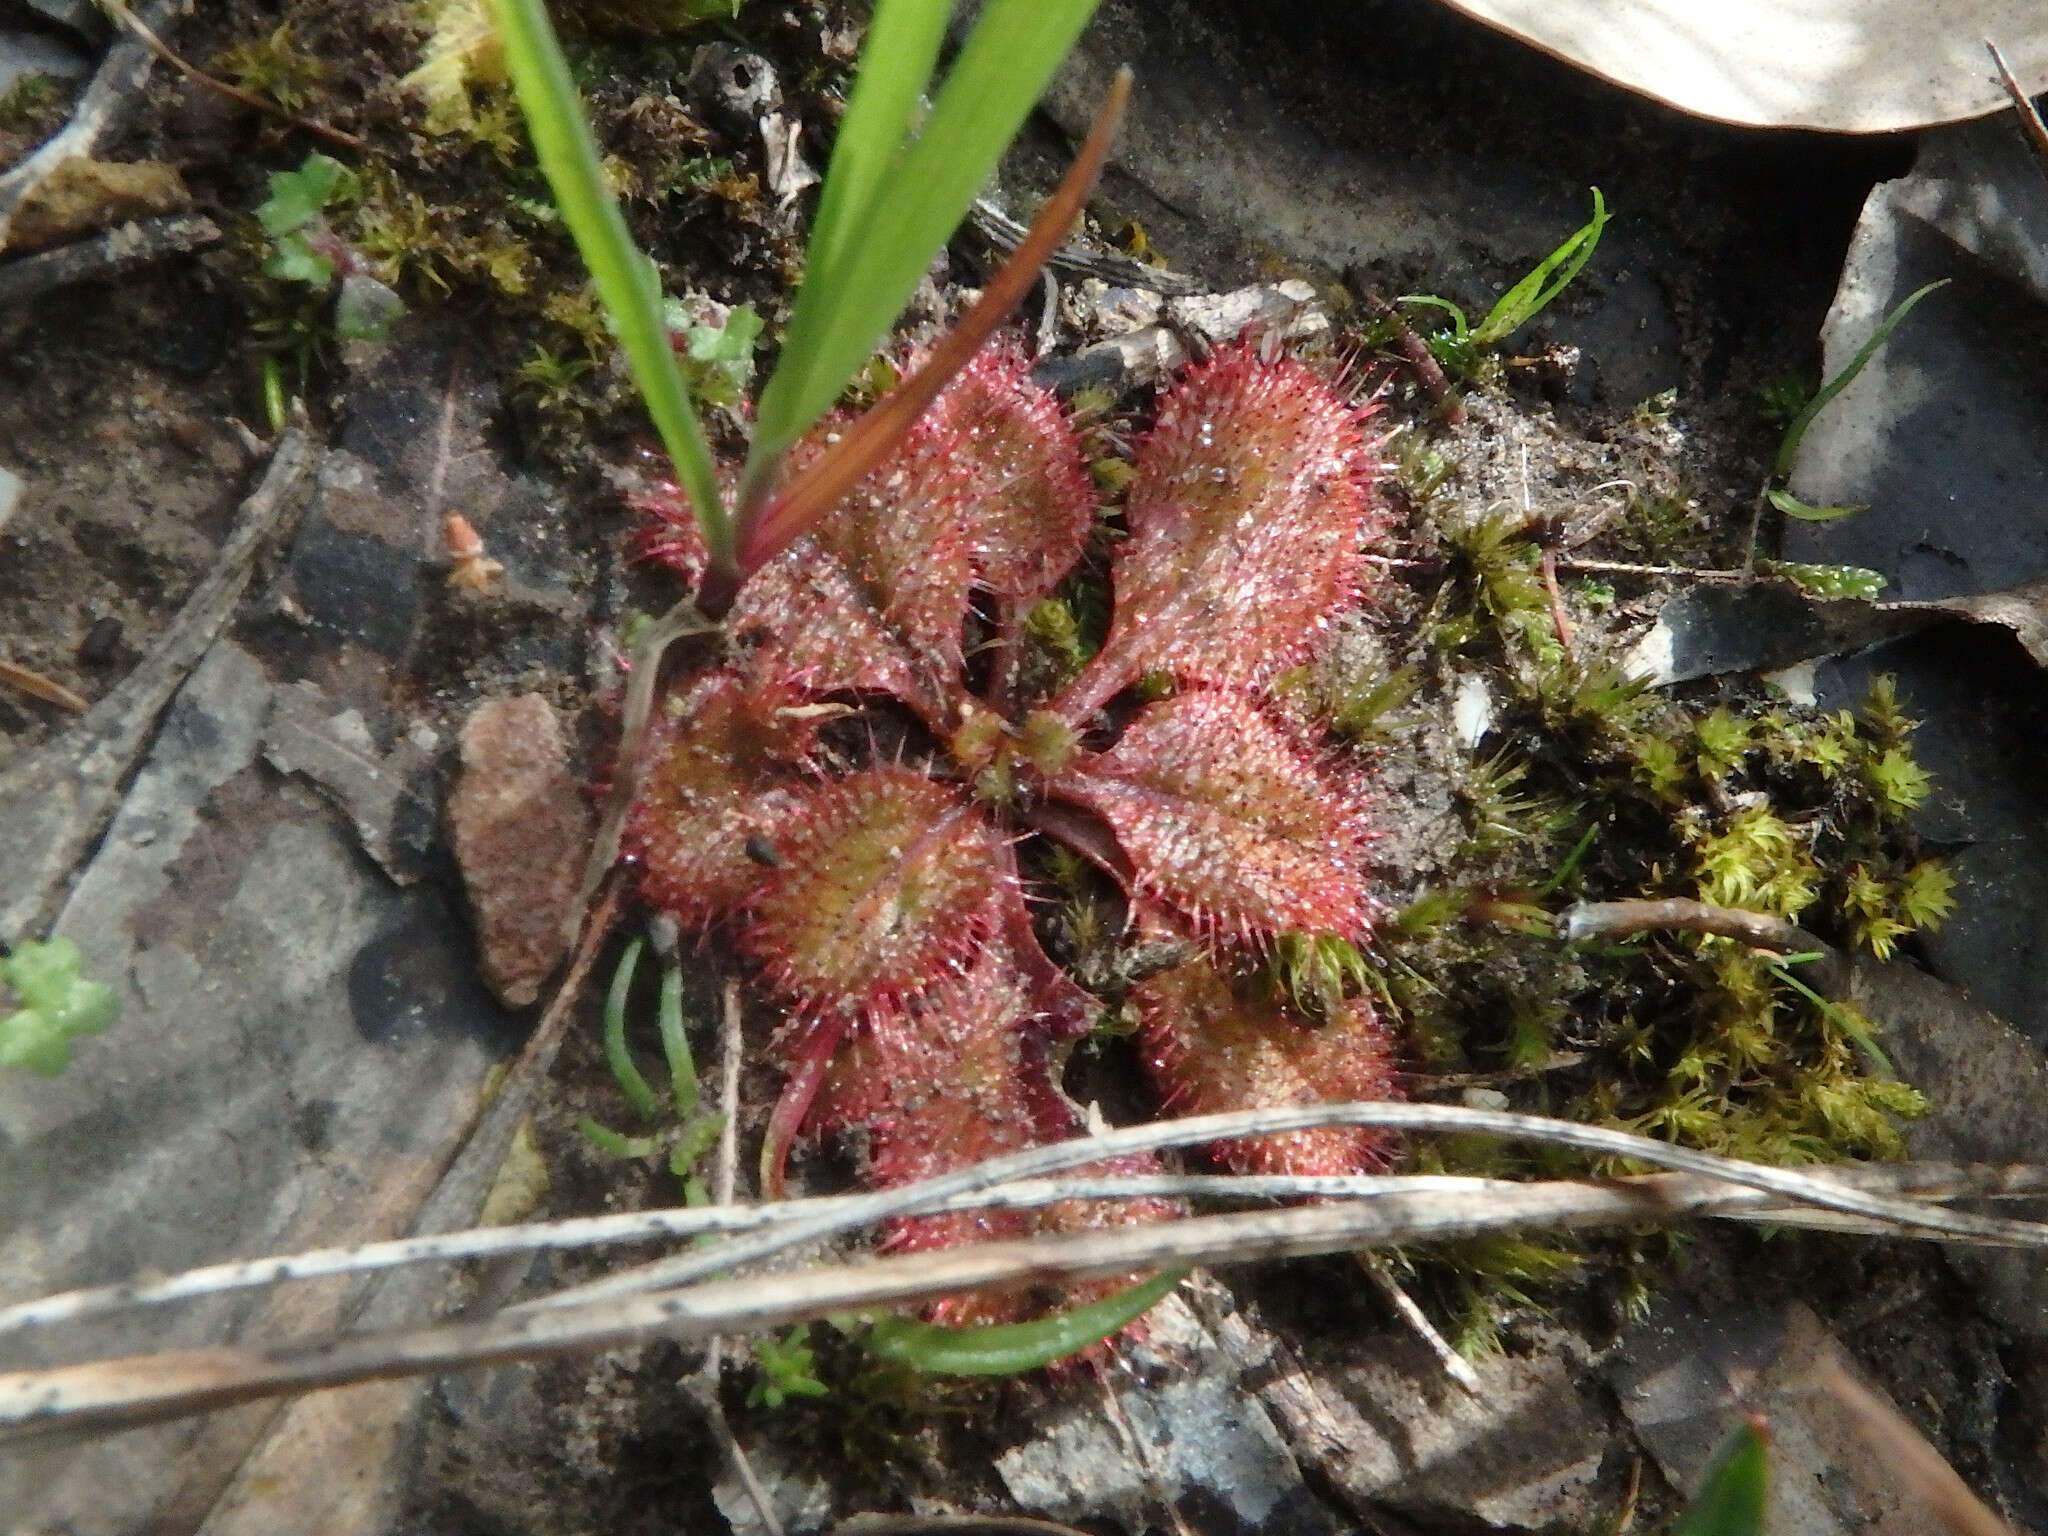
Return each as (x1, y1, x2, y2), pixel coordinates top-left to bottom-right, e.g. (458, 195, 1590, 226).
(251, 151, 404, 425)
(1765, 279, 1948, 523)
(257, 152, 358, 288)
(578, 936, 724, 1204)
(1399, 188, 1609, 378)
(0, 937, 118, 1077)
(665, 297, 765, 414)
(1672, 1419, 1770, 1536)
(747, 1325, 832, 1409)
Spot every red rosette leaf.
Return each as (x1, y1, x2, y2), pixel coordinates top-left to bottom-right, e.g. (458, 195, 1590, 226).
(1133, 952, 1400, 1176)
(742, 767, 1005, 1014)
(930, 341, 1095, 609)
(1053, 689, 1375, 944)
(627, 666, 818, 928)
(1058, 343, 1382, 717)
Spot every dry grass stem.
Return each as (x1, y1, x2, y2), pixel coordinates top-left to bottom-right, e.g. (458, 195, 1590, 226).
(9, 1162, 2040, 1338)
(10, 1164, 2048, 1442)
(523, 1102, 2048, 1315)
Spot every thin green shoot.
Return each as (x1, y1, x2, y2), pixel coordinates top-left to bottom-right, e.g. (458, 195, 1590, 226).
(1748, 278, 1948, 562)
(601, 937, 661, 1121)
(1766, 957, 1892, 1074)
(1530, 823, 1600, 900)
(1766, 486, 1864, 524)
(577, 1118, 661, 1158)
(1672, 1419, 1770, 1536)
(1394, 189, 1607, 378)
(859, 1267, 1187, 1374)
(584, 935, 716, 1177)
(261, 358, 288, 435)
(1774, 280, 1948, 480)
(1397, 292, 1471, 341)
(656, 954, 696, 1115)
(741, 0, 1105, 510)
(487, 0, 728, 575)
(1471, 187, 1607, 347)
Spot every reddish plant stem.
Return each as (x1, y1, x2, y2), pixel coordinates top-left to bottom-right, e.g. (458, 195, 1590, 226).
(717, 70, 1134, 608)
(1351, 277, 1466, 428)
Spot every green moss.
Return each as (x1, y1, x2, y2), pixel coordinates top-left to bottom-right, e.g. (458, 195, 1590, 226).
(213, 22, 330, 111)
(0, 73, 62, 131)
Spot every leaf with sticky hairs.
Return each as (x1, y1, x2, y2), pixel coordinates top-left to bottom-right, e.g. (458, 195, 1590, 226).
(1054, 690, 1376, 943)
(1056, 347, 1383, 717)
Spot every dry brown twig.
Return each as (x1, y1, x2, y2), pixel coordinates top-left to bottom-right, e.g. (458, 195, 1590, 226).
(0, 659, 88, 712)
(10, 1161, 2041, 1339)
(97, 0, 365, 152)
(1558, 897, 1825, 959)
(1987, 40, 2048, 184)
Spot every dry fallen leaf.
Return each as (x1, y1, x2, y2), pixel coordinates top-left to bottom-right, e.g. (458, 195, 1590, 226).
(1432, 1, 2048, 132)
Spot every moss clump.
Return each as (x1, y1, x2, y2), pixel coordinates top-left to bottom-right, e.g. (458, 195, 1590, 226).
(200, 0, 826, 466)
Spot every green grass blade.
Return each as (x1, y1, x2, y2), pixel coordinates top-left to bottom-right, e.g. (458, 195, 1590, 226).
(1767, 487, 1866, 523)
(1673, 1420, 1770, 1536)
(655, 954, 697, 1114)
(748, 0, 1102, 475)
(801, 0, 953, 301)
(602, 938, 661, 1121)
(1472, 187, 1608, 347)
(1774, 279, 1948, 479)
(1395, 293, 1471, 340)
(490, 0, 731, 575)
(862, 1267, 1186, 1375)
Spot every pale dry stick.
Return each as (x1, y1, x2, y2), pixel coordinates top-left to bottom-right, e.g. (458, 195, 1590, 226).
(523, 1099, 2048, 1316)
(96, 0, 365, 151)
(10, 1162, 2041, 1338)
(687, 978, 783, 1536)
(1554, 557, 1746, 582)
(0, 1174, 1499, 1334)
(0, 212, 221, 306)
(713, 978, 743, 1208)
(1358, 1253, 1481, 1394)
(26, 1159, 2048, 1442)
(1559, 898, 1824, 960)
(1986, 40, 2048, 184)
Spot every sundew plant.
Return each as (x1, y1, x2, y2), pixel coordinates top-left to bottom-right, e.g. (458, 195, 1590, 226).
(492, 0, 1418, 1334)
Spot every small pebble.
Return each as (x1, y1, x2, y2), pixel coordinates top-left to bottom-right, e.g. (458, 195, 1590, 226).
(78, 615, 122, 665)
